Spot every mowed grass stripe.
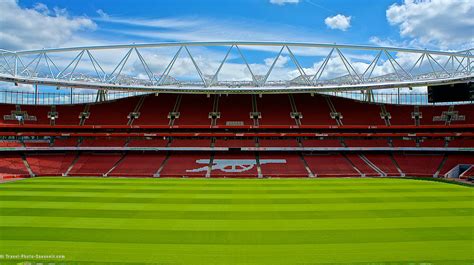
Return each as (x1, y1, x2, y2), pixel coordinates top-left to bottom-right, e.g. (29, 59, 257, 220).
(2, 194, 471, 204)
(1, 207, 472, 219)
(3, 200, 473, 211)
(2, 216, 473, 231)
(2, 226, 472, 245)
(1, 190, 471, 199)
(1, 240, 472, 264)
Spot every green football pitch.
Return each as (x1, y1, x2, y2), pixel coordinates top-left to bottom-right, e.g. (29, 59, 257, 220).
(0, 177, 473, 264)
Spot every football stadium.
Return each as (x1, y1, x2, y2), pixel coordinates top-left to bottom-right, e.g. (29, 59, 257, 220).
(0, 0, 473, 264)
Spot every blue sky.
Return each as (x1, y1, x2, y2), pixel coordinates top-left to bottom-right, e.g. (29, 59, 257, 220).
(0, 0, 472, 94)
(4, 0, 473, 51)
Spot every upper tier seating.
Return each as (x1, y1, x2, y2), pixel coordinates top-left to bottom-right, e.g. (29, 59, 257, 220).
(303, 153, 359, 177)
(132, 94, 177, 126)
(26, 153, 76, 176)
(108, 153, 166, 177)
(54, 105, 86, 125)
(417, 106, 451, 126)
(292, 94, 336, 125)
(257, 95, 296, 126)
(173, 95, 214, 126)
(20, 105, 51, 125)
(216, 95, 253, 126)
(85, 97, 139, 125)
(1, 94, 472, 128)
(260, 153, 307, 177)
(452, 104, 474, 124)
(330, 97, 384, 126)
(384, 104, 414, 126)
(393, 154, 443, 177)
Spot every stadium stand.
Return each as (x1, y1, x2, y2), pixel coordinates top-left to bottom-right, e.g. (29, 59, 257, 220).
(257, 95, 296, 126)
(68, 153, 122, 176)
(127, 138, 169, 147)
(108, 153, 166, 177)
(0, 154, 29, 177)
(260, 153, 308, 177)
(216, 95, 253, 126)
(393, 154, 444, 177)
(363, 154, 402, 176)
(86, 97, 140, 125)
(330, 97, 384, 125)
(26, 153, 76, 176)
(211, 153, 258, 178)
(292, 94, 336, 125)
(1, 92, 473, 179)
(303, 153, 360, 177)
(132, 94, 177, 126)
(160, 152, 210, 177)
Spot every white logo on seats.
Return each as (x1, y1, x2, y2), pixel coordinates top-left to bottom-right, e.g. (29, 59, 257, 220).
(187, 159, 286, 173)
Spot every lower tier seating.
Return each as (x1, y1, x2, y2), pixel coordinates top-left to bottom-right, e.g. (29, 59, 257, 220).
(0, 154, 29, 177)
(303, 153, 360, 177)
(260, 153, 308, 177)
(68, 153, 122, 176)
(211, 153, 258, 178)
(363, 154, 401, 176)
(1, 151, 472, 179)
(27, 153, 76, 176)
(393, 154, 444, 177)
(160, 152, 210, 178)
(108, 153, 166, 177)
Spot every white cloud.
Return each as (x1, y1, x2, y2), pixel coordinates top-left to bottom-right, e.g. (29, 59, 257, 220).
(0, 0, 96, 50)
(264, 55, 289, 68)
(324, 14, 352, 31)
(386, 0, 474, 49)
(270, 0, 300, 5)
